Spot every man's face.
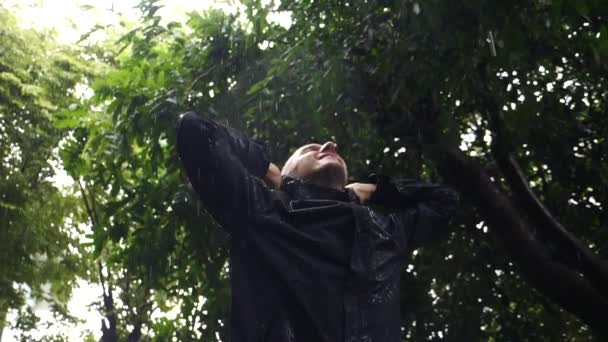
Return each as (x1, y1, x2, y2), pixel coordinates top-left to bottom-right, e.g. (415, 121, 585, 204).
(281, 141, 348, 190)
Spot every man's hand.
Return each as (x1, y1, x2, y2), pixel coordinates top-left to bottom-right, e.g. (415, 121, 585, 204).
(345, 183, 376, 204)
(264, 162, 282, 189)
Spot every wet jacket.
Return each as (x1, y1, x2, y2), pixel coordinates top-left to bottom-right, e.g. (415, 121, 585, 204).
(176, 112, 459, 342)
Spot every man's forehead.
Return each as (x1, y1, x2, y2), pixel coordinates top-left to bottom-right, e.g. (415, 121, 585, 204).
(284, 143, 318, 169)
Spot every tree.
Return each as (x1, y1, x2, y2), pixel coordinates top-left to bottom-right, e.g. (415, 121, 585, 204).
(55, 0, 608, 340)
(57, 5, 263, 340)
(0, 7, 90, 341)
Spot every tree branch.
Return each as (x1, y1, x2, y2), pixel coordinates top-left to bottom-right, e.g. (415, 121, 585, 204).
(77, 179, 97, 226)
(485, 108, 608, 299)
(435, 145, 608, 338)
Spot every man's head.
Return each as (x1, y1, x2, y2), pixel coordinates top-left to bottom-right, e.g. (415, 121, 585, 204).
(281, 141, 348, 191)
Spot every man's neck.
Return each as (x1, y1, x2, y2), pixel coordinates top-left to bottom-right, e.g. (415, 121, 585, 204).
(301, 168, 346, 191)
(280, 176, 351, 202)
(304, 178, 344, 192)
(293, 172, 342, 191)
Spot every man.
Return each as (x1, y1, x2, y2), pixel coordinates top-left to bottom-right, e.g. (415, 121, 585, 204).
(176, 111, 458, 342)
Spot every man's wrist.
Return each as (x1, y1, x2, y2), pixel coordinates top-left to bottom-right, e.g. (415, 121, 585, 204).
(368, 174, 402, 205)
(264, 163, 282, 189)
(345, 183, 376, 204)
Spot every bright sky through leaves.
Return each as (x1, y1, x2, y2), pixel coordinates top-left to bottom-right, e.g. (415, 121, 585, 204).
(3, 0, 246, 43)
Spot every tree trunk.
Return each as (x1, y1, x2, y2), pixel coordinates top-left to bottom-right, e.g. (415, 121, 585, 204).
(435, 145, 608, 338)
(99, 262, 118, 342)
(127, 321, 142, 342)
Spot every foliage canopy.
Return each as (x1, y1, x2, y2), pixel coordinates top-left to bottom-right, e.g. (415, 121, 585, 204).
(1, 0, 607, 341)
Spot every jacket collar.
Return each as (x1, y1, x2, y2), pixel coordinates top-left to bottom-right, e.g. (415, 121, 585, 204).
(279, 176, 355, 202)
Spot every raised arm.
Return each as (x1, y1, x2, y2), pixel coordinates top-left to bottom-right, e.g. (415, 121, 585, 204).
(175, 112, 270, 232)
(351, 175, 459, 249)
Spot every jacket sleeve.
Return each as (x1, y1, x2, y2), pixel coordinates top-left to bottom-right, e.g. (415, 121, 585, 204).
(176, 112, 271, 233)
(368, 174, 459, 249)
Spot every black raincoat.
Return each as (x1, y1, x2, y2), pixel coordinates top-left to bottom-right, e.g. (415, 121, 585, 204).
(176, 112, 459, 342)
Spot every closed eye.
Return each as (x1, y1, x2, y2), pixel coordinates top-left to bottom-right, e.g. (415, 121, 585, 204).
(300, 144, 321, 154)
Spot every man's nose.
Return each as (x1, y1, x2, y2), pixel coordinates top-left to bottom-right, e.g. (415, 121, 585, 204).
(319, 141, 338, 154)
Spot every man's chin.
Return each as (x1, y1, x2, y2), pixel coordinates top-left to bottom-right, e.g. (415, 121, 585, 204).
(311, 164, 347, 189)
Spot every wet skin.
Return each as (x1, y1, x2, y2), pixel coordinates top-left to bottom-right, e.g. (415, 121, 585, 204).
(280, 141, 348, 191)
